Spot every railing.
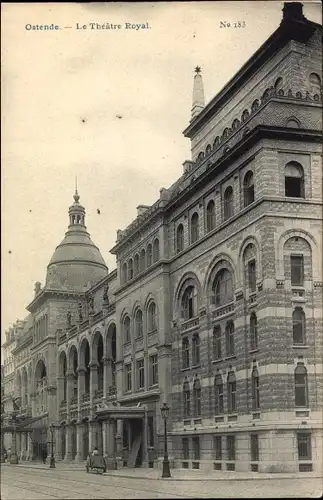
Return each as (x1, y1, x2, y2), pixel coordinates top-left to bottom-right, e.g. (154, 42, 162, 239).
(181, 317, 200, 332)
(94, 389, 103, 399)
(212, 303, 234, 318)
(82, 393, 90, 403)
(70, 396, 78, 406)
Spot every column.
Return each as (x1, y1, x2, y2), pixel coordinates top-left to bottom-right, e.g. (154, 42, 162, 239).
(16, 433, 21, 460)
(102, 357, 113, 400)
(74, 422, 83, 463)
(54, 426, 62, 461)
(89, 362, 99, 418)
(142, 409, 149, 467)
(97, 422, 103, 455)
(88, 421, 95, 452)
(66, 371, 74, 418)
(115, 419, 123, 468)
(27, 433, 33, 461)
(106, 419, 116, 470)
(31, 392, 36, 416)
(102, 421, 108, 457)
(77, 367, 86, 416)
(64, 424, 73, 462)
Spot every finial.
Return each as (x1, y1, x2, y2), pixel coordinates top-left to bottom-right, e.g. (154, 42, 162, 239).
(74, 176, 80, 203)
(191, 65, 205, 119)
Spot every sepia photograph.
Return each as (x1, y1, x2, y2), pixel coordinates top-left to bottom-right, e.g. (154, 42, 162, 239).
(1, 1, 322, 498)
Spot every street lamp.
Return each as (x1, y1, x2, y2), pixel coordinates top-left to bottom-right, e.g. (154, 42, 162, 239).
(160, 402, 171, 478)
(49, 423, 56, 468)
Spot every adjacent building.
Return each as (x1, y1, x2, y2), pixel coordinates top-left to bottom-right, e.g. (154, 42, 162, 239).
(2, 2, 322, 474)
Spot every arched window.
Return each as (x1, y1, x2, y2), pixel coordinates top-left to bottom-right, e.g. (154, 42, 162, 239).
(213, 326, 222, 360)
(190, 212, 199, 243)
(225, 321, 235, 356)
(122, 263, 128, 284)
(193, 379, 201, 416)
(206, 144, 212, 155)
(176, 224, 184, 254)
(285, 162, 304, 198)
(128, 259, 134, 280)
(286, 118, 300, 129)
(295, 365, 308, 407)
(251, 367, 260, 410)
(147, 244, 153, 267)
(183, 380, 190, 417)
(309, 73, 321, 95)
(134, 254, 139, 276)
(243, 171, 254, 207)
(147, 302, 157, 332)
(192, 334, 200, 366)
(250, 313, 258, 350)
(182, 337, 189, 369)
(251, 99, 259, 112)
(222, 128, 229, 139)
(181, 286, 196, 320)
(274, 77, 283, 93)
(232, 119, 240, 130)
(213, 269, 234, 307)
(213, 137, 220, 149)
(214, 374, 224, 415)
(242, 109, 249, 122)
(227, 372, 236, 412)
(153, 239, 159, 263)
(123, 316, 131, 343)
(135, 309, 143, 338)
(206, 200, 216, 232)
(293, 308, 306, 345)
(197, 151, 204, 163)
(223, 186, 234, 220)
(140, 249, 146, 272)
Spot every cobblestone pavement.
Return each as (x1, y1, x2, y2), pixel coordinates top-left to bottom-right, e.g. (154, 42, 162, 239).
(1, 465, 322, 499)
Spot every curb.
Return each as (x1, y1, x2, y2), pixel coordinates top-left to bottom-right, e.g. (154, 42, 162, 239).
(2, 464, 322, 482)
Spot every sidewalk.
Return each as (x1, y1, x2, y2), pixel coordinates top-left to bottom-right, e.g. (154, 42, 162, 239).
(2, 462, 322, 481)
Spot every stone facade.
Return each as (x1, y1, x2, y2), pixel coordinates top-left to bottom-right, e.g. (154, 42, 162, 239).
(2, 2, 322, 474)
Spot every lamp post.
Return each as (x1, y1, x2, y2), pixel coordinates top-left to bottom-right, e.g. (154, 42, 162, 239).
(49, 423, 56, 468)
(160, 402, 171, 478)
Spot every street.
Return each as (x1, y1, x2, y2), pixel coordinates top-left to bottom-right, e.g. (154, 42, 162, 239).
(1, 466, 322, 499)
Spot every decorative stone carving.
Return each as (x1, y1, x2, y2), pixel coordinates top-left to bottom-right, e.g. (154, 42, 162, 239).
(66, 312, 72, 328)
(77, 302, 83, 323)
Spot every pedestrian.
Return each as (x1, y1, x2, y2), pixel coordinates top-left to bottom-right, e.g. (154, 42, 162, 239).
(92, 446, 99, 456)
(42, 447, 47, 464)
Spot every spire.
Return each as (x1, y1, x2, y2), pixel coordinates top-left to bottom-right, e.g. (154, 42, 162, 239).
(68, 186, 86, 228)
(191, 66, 205, 119)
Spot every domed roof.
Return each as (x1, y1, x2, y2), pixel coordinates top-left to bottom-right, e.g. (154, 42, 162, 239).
(46, 191, 108, 291)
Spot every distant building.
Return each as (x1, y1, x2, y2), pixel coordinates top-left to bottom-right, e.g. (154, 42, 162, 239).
(2, 2, 322, 473)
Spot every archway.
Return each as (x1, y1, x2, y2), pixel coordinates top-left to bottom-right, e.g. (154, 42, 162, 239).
(106, 323, 117, 388)
(34, 359, 47, 414)
(59, 351, 67, 402)
(80, 339, 90, 395)
(68, 345, 78, 400)
(92, 332, 104, 393)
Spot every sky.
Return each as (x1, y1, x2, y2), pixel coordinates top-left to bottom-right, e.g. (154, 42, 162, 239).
(1, 1, 322, 336)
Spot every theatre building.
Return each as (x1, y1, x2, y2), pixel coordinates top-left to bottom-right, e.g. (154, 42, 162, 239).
(3, 2, 322, 473)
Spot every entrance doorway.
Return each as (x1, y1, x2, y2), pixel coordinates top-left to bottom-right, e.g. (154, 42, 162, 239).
(129, 418, 143, 468)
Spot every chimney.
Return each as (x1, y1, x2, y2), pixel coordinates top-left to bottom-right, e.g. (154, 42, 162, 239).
(282, 2, 305, 22)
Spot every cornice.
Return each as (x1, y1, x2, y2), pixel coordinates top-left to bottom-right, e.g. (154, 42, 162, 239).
(27, 288, 85, 312)
(183, 18, 318, 138)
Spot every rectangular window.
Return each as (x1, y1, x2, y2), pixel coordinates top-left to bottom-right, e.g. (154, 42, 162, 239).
(214, 436, 222, 460)
(227, 435, 236, 461)
(136, 359, 144, 389)
(192, 436, 200, 460)
(248, 260, 256, 292)
(291, 255, 304, 286)
(182, 437, 189, 460)
(149, 354, 158, 386)
(213, 328, 222, 360)
(125, 364, 132, 392)
(250, 434, 259, 461)
(297, 433, 312, 460)
(228, 382, 236, 412)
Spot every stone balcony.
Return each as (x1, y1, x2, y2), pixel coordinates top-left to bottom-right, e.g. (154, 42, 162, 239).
(180, 317, 200, 333)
